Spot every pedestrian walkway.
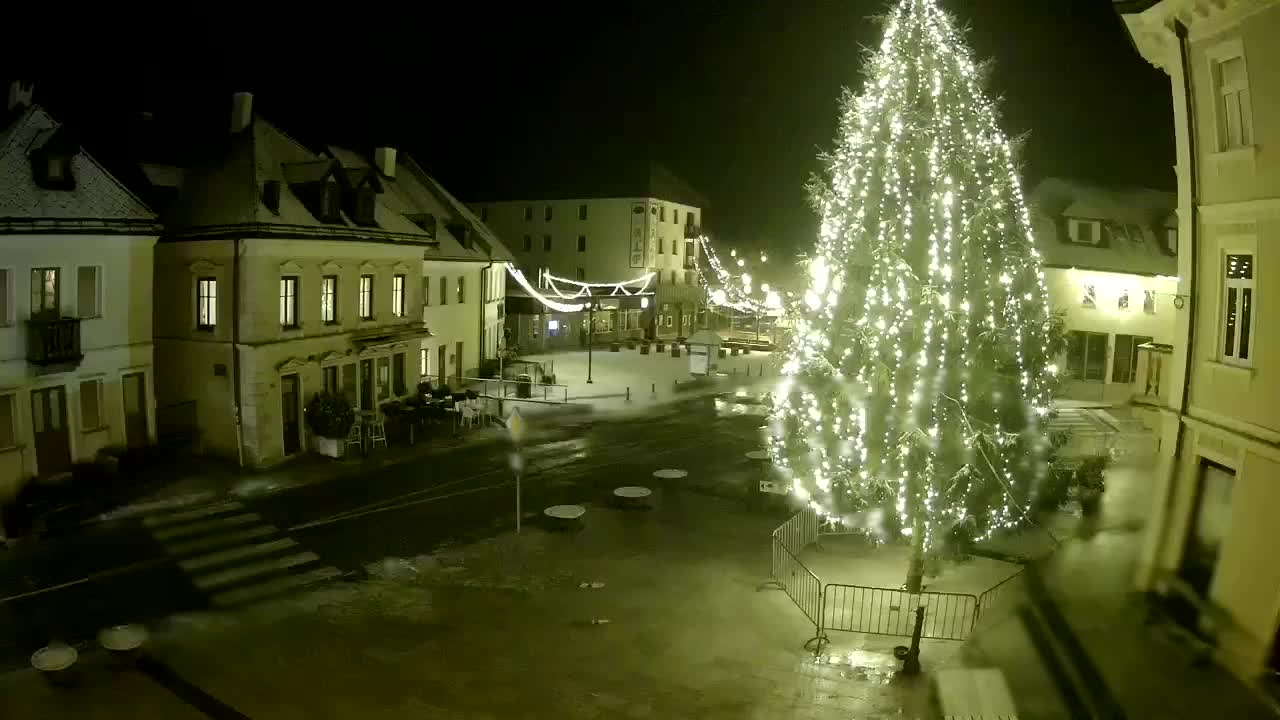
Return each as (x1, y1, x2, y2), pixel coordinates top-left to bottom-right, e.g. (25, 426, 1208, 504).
(139, 496, 341, 608)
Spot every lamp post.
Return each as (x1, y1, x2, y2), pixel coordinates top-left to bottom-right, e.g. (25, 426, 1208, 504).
(586, 300, 595, 384)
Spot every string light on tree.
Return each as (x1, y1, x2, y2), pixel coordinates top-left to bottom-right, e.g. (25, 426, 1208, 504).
(767, 0, 1062, 593)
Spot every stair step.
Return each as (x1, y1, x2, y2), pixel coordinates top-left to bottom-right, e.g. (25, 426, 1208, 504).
(193, 551, 320, 590)
(143, 501, 244, 528)
(164, 525, 279, 557)
(211, 566, 344, 607)
(101, 492, 217, 521)
(151, 513, 262, 542)
(180, 538, 298, 572)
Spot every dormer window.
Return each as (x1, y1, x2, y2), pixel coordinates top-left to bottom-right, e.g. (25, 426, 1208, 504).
(320, 182, 342, 222)
(32, 152, 75, 190)
(353, 188, 377, 226)
(1067, 218, 1102, 246)
(46, 156, 70, 182)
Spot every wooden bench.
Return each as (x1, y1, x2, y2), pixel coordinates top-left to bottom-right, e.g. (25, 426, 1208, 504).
(1146, 571, 1228, 666)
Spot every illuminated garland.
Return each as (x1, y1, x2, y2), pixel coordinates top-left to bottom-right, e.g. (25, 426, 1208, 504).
(768, 0, 1057, 568)
(543, 271, 655, 299)
(506, 266, 587, 312)
(694, 236, 782, 314)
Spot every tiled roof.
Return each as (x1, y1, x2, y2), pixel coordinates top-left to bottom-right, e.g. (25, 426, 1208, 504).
(1028, 177, 1176, 277)
(0, 105, 157, 224)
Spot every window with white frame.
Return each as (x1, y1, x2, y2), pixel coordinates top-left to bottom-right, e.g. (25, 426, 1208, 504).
(420, 348, 429, 376)
(31, 267, 59, 317)
(1065, 330, 1108, 382)
(321, 275, 338, 324)
(1221, 253, 1255, 365)
(0, 269, 10, 326)
(359, 275, 374, 319)
(392, 274, 406, 317)
(279, 276, 299, 328)
(0, 393, 15, 449)
(80, 378, 103, 430)
(196, 277, 217, 329)
(1214, 52, 1253, 150)
(1067, 219, 1102, 246)
(77, 266, 100, 318)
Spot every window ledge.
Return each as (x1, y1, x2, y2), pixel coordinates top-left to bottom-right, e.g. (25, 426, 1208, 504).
(1210, 145, 1257, 161)
(1205, 359, 1254, 378)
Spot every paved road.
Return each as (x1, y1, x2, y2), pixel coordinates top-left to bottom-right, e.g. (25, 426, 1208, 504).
(0, 393, 775, 668)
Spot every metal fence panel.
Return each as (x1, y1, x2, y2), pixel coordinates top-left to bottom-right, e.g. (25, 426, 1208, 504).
(773, 508, 818, 556)
(823, 584, 979, 641)
(974, 569, 1025, 627)
(771, 537, 824, 627)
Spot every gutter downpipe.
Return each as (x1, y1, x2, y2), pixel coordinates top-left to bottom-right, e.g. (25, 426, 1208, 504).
(1157, 19, 1198, 572)
(233, 237, 245, 469)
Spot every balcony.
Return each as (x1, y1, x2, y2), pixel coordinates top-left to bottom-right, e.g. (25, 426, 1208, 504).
(26, 316, 83, 367)
(1132, 342, 1174, 409)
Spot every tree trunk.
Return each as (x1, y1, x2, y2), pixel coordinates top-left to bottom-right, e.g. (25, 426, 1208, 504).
(904, 513, 926, 593)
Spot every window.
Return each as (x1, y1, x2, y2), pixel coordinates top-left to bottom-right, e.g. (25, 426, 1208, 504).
(522, 234, 532, 252)
(77, 266, 100, 318)
(576, 235, 587, 253)
(1082, 284, 1096, 309)
(1222, 253, 1255, 365)
(1067, 219, 1101, 246)
(377, 357, 390, 401)
(0, 269, 9, 326)
(323, 365, 338, 394)
(420, 348, 428, 376)
(686, 270, 694, 286)
(1065, 331, 1108, 382)
(576, 267, 585, 281)
(687, 213, 697, 227)
(423, 276, 430, 307)
(658, 238, 664, 254)
(353, 189, 377, 225)
(279, 276, 299, 328)
(440, 277, 449, 306)
(542, 235, 552, 251)
(392, 274, 406, 317)
(1117, 289, 1130, 311)
(31, 267, 59, 316)
(1144, 290, 1156, 315)
(321, 183, 342, 222)
(578, 204, 588, 220)
(359, 275, 374, 319)
(0, 392, 14, 448)
(524, 206, 533, 221)
(321, 275, 338, 324)
(80, 379, 102, 430)
(393, 353, 406, 396)
(1214, 54, 1253, 150)
(671, 240, 678, 255)
(480, 207, 488, 221)
(544, 206, 553, 221)
(197, 277, 217, 329)
(659, 207, 665, 222)
(673, 209, 679, 225)
(457, 276, 466, 304)
(1112, 334, 1153, 384)
(670, 270, 678, 285)
(1166, 228, 1178, 255)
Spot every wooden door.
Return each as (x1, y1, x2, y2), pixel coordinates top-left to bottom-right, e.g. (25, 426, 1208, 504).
(122, 372, 148, 448)
(280, 374, 301, 455)
(31, 386, 71, 477)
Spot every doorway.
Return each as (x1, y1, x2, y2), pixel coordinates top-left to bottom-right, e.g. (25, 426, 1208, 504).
(122, 372, 148, 448)
(437, 345, 447, 388)
(454, 341, 464, 385)
(359, 359, 374, 411)
(31, 386, 71, 477)
(280, 373, 301, 455)
(1180, 460, 1234, 597)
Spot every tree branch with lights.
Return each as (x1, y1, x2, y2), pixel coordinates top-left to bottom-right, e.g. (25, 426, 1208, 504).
(768, 0, 1064, 592)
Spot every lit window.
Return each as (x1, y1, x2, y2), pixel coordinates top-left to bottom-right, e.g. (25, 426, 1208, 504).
(31, 267, 59, 316)
(321, 275, 338, 324)
(1082, 284, 1096, 308)
(279, 276, 298, 328)
(197, 277, 217, 329)
(392, 274, 406, 317)
(359, 275, 374, 319)
(420, 348, 428, 376)
(1214, 54, 1253, 150)
(1221, 253, 1255, 366)
(456, 276, 465, 304)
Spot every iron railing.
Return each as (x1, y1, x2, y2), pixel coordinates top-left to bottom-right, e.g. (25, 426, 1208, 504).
(822, 584, 979, 641)
(974, 569, 1025, 627)
(457, 376, 570, 404)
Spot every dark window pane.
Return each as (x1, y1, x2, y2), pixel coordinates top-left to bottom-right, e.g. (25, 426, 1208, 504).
(1239, 288, 1252, 360)
(1085, 333, 1107, 381)
(1112, 335, 1133, 384)
(1224, 287, 1238, 356)
(1226, 254, 1253, 280)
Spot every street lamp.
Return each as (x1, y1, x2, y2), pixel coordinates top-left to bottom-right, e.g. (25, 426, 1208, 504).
(586, 299, 598, 384)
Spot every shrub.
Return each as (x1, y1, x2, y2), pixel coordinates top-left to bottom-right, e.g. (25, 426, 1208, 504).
(306, 392, 355, 439)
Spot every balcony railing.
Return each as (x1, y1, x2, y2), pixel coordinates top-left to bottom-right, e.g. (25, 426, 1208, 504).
(26, 316, 83, 366)
(1132, 342, 1174, 408)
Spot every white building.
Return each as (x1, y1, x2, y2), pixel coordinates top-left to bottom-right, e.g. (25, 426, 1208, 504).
(1028, 178, 1178, 404)
(0, 85, 160, 500)
(1119, 0, 1280, 688)
(472, 163, 706, 349)
(147, 93, 506, 468)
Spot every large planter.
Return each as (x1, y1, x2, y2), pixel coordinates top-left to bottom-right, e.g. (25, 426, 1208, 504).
(639, 343, 650, 355)
(312, 435, 345, 459)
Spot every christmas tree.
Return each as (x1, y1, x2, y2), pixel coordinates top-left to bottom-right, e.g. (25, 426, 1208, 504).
(768, 0, 1061, 592)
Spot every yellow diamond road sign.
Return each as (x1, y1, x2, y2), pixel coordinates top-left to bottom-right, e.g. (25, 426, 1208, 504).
(506, 408, 527, 445)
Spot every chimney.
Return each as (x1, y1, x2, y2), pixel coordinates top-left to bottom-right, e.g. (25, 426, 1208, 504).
(230, 92, 253, 134)
(7, 80, 33, 112)
(374, 146, 396, 178)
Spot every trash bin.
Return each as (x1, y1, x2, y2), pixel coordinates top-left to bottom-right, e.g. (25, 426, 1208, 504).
(516, 374, 533, 399)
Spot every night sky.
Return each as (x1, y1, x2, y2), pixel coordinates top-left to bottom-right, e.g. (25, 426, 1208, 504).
(27, 0, 1171, 261)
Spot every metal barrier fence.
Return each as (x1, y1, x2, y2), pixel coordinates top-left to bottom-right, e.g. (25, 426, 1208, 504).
(774, 506, 819, 555)
(459, 376, 570, 403)
(822, 584, 979, 641)
(764, 509, 826, 648)
(974, 568, 1025, 627)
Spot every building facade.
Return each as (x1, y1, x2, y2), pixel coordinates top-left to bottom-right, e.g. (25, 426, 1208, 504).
(472, 164, 706, 351)
(1120, 0, 1280, 687)
(0, 88, 160, 502)
(1028, 178, 1179, 404)
(147, 93, 507, 468)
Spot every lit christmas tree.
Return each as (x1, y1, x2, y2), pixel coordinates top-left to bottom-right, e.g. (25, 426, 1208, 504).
(768, 0, 1062, 592)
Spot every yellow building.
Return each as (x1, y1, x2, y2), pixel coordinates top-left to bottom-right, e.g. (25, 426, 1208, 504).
(1119, 0, 1280, 686)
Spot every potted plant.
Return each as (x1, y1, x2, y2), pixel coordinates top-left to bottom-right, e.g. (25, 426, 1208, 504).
(1075, 455, 1108, 517)
(306, 392, 355, 458)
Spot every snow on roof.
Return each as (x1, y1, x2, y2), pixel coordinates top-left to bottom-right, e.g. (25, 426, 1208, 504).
(0, 105, 157, 223)
(1028, 177, 1176, 277)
